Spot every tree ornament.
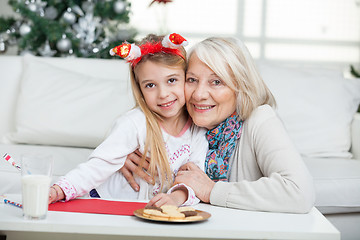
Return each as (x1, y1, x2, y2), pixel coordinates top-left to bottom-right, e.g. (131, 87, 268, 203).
(27, 0, 47, 15)
(98, 37, 109, 50)
(72, 5, 85, 17)
(63, 8, 77, 25)
(113, 0, 126, 14)
(44, 6, 58, 20)
(92, 45, 100, 53)
(73, 13, 101, 46)
(56, 34, 72, 52)
(19, 23, 31, 36)
(7, 23, 20, 45)
(20, 48, 35, 56)
(0, 39, 7, 54)
(0, 0, 136, 59)
(82, 0, 95, 13)
(27, 2, 37, 12)
(39, 40, 57, 57)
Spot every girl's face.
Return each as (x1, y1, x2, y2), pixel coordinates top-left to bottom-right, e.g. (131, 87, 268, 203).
(136, 60, 186, 122)
(185, 54, 237, 130)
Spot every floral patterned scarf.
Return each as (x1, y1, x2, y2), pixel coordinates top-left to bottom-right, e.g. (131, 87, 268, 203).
(205, 112, 243, 182)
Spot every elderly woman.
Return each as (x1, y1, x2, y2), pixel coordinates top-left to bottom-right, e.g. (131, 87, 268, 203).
(122, 37, 315, 213)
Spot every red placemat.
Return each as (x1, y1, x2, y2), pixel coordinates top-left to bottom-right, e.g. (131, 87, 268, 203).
(48, 199, 147, 216)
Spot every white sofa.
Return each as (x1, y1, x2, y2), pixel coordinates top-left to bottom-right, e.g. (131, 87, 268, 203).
(1, 55, 360, 239)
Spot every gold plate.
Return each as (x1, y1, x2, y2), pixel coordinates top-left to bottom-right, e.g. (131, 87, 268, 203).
(133, 208, 211, 223)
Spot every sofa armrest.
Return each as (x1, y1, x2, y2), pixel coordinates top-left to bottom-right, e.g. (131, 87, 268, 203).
(351, 112, 360, 160)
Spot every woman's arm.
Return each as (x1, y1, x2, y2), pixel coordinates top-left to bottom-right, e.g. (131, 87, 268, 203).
(176, 106, 315, 213)
(174, 162, 215, 203)
(119, 150, 154, 192)
(121, 152, 204, 206)
(121, 126, 208, 192)
(209, 106, 316, 213)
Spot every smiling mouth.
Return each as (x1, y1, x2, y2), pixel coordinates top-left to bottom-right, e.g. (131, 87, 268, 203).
(193, 104, 214, 110)
(159, 100, 176, 107)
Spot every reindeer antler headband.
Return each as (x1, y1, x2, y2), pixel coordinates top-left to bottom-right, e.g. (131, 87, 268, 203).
(109, 33, 188, 67)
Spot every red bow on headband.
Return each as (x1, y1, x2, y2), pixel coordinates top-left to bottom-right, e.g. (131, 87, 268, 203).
(109, 33, 188, 66)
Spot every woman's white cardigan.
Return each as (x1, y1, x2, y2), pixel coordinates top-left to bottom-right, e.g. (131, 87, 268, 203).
(210, 105, 316, 213)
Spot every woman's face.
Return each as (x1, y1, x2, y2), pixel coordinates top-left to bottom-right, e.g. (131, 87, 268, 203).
(185, 54, 237, 130)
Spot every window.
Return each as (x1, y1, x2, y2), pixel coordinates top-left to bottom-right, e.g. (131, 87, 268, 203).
(129, 0, 238, 36)
(129, 0, 360, 67)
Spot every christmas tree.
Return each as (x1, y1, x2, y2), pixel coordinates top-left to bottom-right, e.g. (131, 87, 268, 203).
(0, 0, 137, 58)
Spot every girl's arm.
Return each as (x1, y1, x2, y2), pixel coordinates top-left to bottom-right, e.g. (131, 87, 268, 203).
(48, 184, 65, 204)
(147, 186, 188, 207)
(51, 110, 145, 201)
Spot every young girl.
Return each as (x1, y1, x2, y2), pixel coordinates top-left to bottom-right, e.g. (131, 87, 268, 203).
(48, 33, 207, 207)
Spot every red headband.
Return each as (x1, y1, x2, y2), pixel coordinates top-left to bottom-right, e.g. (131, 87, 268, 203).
(109, 33, 188, 67)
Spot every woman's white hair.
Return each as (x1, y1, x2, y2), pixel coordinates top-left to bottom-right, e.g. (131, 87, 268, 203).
(187, 37, 276, 120)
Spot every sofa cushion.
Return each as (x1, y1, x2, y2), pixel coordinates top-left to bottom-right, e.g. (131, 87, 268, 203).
(5, 55, 135, 148)
(0, 56, 23, 143)
(258, 62, 360, 158)
(304, 157, 360, 214)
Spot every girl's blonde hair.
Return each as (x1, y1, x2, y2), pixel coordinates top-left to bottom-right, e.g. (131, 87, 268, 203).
(188, 37, 276, 120)
(129, 34, 186, 190)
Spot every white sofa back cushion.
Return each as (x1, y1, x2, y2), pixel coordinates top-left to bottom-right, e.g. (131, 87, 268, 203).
(0, 56, 23, 142)
(5, 55, 134, 148)
(258, 62, 360, 158)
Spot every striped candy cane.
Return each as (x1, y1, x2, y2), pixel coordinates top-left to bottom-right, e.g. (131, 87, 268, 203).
(2, 153, 21, 171)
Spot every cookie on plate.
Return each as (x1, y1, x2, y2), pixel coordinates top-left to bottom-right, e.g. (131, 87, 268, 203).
(181, 210, 198, 217)
(160, 205, 185, 220)
(144, 205, 163, 212)
(160, 205, 178, 212)
(178, 206, 196, 212)
(166, 210, 185, 220)
(143, 209, 169, 220)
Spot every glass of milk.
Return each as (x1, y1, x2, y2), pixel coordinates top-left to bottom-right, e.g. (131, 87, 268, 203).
(21, 154, 53, 220)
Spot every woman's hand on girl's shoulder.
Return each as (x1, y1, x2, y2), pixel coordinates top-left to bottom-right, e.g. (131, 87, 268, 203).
(120, 150, 154, 192)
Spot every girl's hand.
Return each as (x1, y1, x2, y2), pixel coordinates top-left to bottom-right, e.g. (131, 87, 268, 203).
(48, 184, 65, 204)
(119, 150, 154, 192)
(175, 162, 215, 203)
(147, 193, 179, 207)
(147, 188, 188, 207)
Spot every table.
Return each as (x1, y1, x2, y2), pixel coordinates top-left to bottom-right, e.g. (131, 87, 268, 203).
(0, 195, 340, 240)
